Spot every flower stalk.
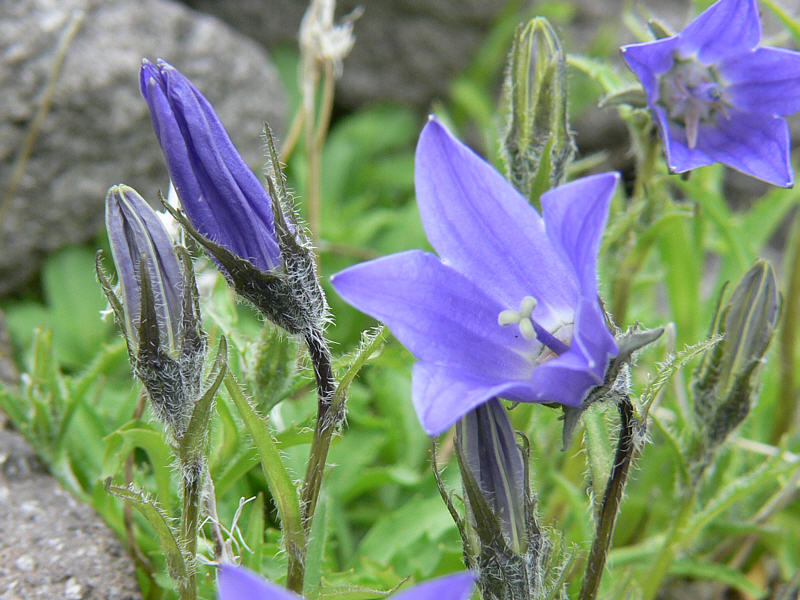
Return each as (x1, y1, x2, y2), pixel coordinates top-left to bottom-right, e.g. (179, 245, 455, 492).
(577, 397, 638, 600)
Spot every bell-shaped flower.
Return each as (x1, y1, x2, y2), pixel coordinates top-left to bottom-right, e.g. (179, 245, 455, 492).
(332, 119, 619, 435)
(217, 565, 474, 600)
(139, 58, 281, 274)
(621, 0, 800, 187)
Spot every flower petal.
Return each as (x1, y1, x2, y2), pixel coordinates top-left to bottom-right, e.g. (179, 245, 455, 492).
(331, 250, 534, 379)
(652, 106, 717, 173)
(106, 185, 183, 350)
(141, 60, 280, 272)
(695, 110, 793, 187)
(678, 0, 761, 63)
(390, 573, 475, 600)
(720, 47, 800, 116)
(620, 37, 679, 103)
(217, 565, 301, 600)
(412, 363, 535, 435)
(159, 62, 280, 271)
(570, 297, 619, 381)
(414, 119, 578, 320)
(541, 173, 618, 297)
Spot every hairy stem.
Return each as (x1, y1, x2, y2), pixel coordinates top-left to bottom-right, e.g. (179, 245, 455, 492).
(578, 398, 638, 600)
(299, 331, 338, 534)
(178, 463, 202, 600)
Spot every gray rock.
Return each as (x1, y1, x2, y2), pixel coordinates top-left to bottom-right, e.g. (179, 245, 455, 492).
(0, 427, 141, 599)
(0, 0, 286, 295)
(182, 0, 509, 109)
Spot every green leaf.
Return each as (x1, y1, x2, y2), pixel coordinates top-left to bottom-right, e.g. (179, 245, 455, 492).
(357, 496, 454, 565)
(567, 54, 630, 95)
(102, 422, 174, 506)
(223, 371, 305, 565)
(304, 491, 328, 599)
(332, 327, 385, 415)
(42, 247, 110, 368)
(639, 334, 723, 417)
(582, 403, 613, 515)
(669, 559, 767, 598)
(104, 478, 188, 585)
(242, 493, 266, 573)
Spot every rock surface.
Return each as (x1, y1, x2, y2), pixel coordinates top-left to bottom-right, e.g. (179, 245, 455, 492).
(0, 426, 141, 599)
(183, 0, 509, 109)
(0, 0, 286, 295)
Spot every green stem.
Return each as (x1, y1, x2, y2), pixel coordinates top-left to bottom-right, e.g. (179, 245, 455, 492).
(610, 128, 660, 324)
(578, 398, 638, 600)
(772, 212, 800, 443)
(299, 332, 339, 532)
(178, 462, 202, 600)
(632, 123, 659, 203)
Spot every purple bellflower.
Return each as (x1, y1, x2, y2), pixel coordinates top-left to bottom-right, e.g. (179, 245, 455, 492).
(621, 0, 800, 187)
(140, 59, 327, 335)
(217, 565, 474, 600)
(140, 58, 281, 274)
(331, 119, 619, 435)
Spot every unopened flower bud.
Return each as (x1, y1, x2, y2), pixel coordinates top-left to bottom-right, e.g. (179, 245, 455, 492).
(141, 59, 327, 336)
(98, 185, 207, 437)
(501, 17, 575, 202)
(455, 399, 545, 600)
(692, 260, 781, 451)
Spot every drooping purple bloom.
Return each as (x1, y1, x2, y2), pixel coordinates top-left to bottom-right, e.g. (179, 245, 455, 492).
(331, 119, 619, 435)
(105, 184, 183, 355)
(621, 0, 800, 187)
(140, 58, 281, 273)
(217, 565, 474, 600)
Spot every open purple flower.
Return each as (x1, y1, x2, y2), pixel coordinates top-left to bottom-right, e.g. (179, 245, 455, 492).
(140, 58, 281, 273)
(621, 0, 800, 187)
(217, 565, 474, 600)
(331, 119, 619, 435)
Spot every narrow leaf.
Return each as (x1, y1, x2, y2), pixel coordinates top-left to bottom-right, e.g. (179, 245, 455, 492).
(104, 478, 187, 583)
(223, 371, 305, 562)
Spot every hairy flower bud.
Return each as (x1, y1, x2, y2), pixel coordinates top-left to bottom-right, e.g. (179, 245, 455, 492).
(501, 17, 575, 201)
(98, 184, 207, 437)
(140, 59, 327, 336)
(454, 399, 547, 600)
(692, 260, 781, 453)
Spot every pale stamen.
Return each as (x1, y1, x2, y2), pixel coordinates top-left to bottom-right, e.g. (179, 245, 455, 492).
(497, 296, 539, 341)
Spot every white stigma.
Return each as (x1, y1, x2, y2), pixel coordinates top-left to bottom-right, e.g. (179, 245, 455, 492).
(497, 296, 539, 341)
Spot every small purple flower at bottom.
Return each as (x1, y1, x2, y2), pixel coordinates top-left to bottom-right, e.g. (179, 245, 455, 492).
(332, 119, 619, 436)
(217, 566, 474, 600)
(621, 0, 800, 187)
